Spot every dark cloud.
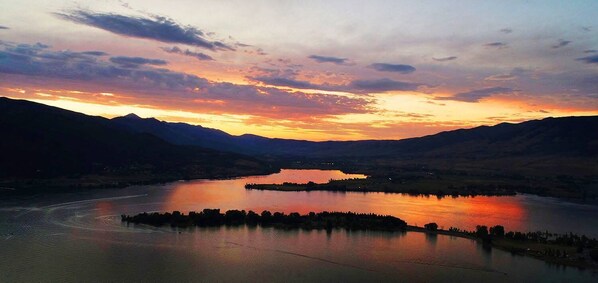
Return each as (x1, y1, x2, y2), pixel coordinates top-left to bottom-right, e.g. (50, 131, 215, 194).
(308, 55, 349, 65)
(249, 66, 300, 79)
(0, 26, 9, 30)
(348, 78, 420, 93)
(437, 87, 515, 102)
(251, 76, 421, 94)
(576, 54, 598, 64)
(582, 26, 591, 32)
(81, 51, 108, 56)
(161, 46, 213, 61)
(432, 56, 457, 62)
(109, 56, 168, 68)
(499, 28, 513, 34)
(0, 41, 370, 118)
(484, 42, 508, 49)
(0, 42, 200, 89)
(368, 63, 416, 74)
(552, 39, 571, 49)
(56, 10, 233, 51)
(584, 50, 597, 53)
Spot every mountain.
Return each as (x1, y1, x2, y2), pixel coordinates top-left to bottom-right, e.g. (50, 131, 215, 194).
(112, 114, 246, 153)
(112, 113, 598, 159)
(110, 112, 598, 183)
(2, 97, 597, 195)
(0, 97, 276, 185)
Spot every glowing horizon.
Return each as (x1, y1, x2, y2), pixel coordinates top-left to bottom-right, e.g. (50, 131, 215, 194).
(1, 0, 596, 141)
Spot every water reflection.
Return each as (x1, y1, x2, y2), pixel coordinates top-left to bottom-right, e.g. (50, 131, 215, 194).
(1, 169, 597, 282)
(160, 169, 595, 236)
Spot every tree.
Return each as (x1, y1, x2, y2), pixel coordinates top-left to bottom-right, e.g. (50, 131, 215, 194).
(490, 225, 505, 237)
(424, 222, 438, 231)
(476, 225, 489, 238)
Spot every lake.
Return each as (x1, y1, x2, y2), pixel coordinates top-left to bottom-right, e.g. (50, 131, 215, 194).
(1, 169, 597, 282)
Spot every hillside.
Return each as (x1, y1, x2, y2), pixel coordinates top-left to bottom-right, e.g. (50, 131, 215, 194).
(112, 112, 598, 162)
(2, 97, 597, 197)
(0, 97, 277, 191)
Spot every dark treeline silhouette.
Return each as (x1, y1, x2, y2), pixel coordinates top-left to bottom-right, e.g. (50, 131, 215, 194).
(121, 209, 407, 232)
(245, 180, 519, 197)
(424, 222, 438, 231)
(122, 209, 598, 266)
(448, 224, 598, 259)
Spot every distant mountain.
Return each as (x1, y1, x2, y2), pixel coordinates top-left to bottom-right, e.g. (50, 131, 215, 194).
(112, 113, 598, 159)
(2, 96, 596, 194)
(0, 97, 275, 183)
(112, 114, 246, 153)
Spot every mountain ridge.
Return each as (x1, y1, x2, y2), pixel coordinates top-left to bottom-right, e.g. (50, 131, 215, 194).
(0, 97, 277, 186)
(2, 97, 597, 196)
(111, 112, 598, 159)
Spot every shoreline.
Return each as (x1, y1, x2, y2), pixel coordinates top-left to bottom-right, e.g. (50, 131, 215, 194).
(122, 209, 598, 271)
(406, 226, 598, 271)
(0, 168, 281, 196)
(244, 177, 597, 200)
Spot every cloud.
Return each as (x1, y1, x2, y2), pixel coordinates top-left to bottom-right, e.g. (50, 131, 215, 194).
(499, 28, 513, 34)
(251, 76, 318, 89)
(0, 41, 371, 118)
(81, 51, 108, 56)
(0, 26, 8, 30)
(0, 42, 200, 88)
(368, 63, 416, 74)
(56, 10, 233, 51)
(551, 39, 571, 49)
(484, 42, 508, 49)
(584, 50, 597, 53)
(251, 76, 421, 94)
(576, 54, 598, 64)
(161, 46, 214, 61)
(484, 74, 516, 81)
(348, 78, 420, 93)
(308, 55, 349, 65)
(432, 56, 457, 62)
(437, 87, 515, 102)
(109, 56, 168, 68)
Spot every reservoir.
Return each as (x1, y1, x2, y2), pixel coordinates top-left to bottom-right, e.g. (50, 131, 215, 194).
(1, 169, 596, 282)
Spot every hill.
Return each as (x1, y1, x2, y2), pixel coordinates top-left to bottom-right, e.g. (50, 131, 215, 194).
(2, 97, 597, 197)
(112, 111, 598, 198)
(0, 97, 277, 192)
(112, 112, 598, 173)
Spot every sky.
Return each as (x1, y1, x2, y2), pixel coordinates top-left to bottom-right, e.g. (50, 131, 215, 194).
(0, 0, 596, 141)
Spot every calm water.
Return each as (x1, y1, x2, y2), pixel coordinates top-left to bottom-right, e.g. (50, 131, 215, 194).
(1, 169, 597, 282)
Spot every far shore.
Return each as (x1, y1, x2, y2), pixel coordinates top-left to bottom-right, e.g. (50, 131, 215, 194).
(244, 174, 596, 199)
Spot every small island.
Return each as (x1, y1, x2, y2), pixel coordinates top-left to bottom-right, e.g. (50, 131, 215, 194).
(244, 177, 519, 197)
(122, 209, 408, 232)
(122, 209, 598, 270)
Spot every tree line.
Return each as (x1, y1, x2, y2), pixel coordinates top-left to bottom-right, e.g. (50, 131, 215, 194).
(122, 209, 408, 232)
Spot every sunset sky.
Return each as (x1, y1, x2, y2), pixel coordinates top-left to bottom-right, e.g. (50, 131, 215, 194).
(0, 0, 596, 140)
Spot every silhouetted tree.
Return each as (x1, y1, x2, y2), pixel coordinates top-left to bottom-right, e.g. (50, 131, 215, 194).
(424, 222, 438, 231)
(476, 225, 489, 238)
(489, 225, 505, 237)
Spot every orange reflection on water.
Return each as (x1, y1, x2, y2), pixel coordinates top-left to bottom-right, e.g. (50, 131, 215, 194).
(162, 169, 528, 232)
(361, 194, 528, 231)
(162, 169, 366, 213)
